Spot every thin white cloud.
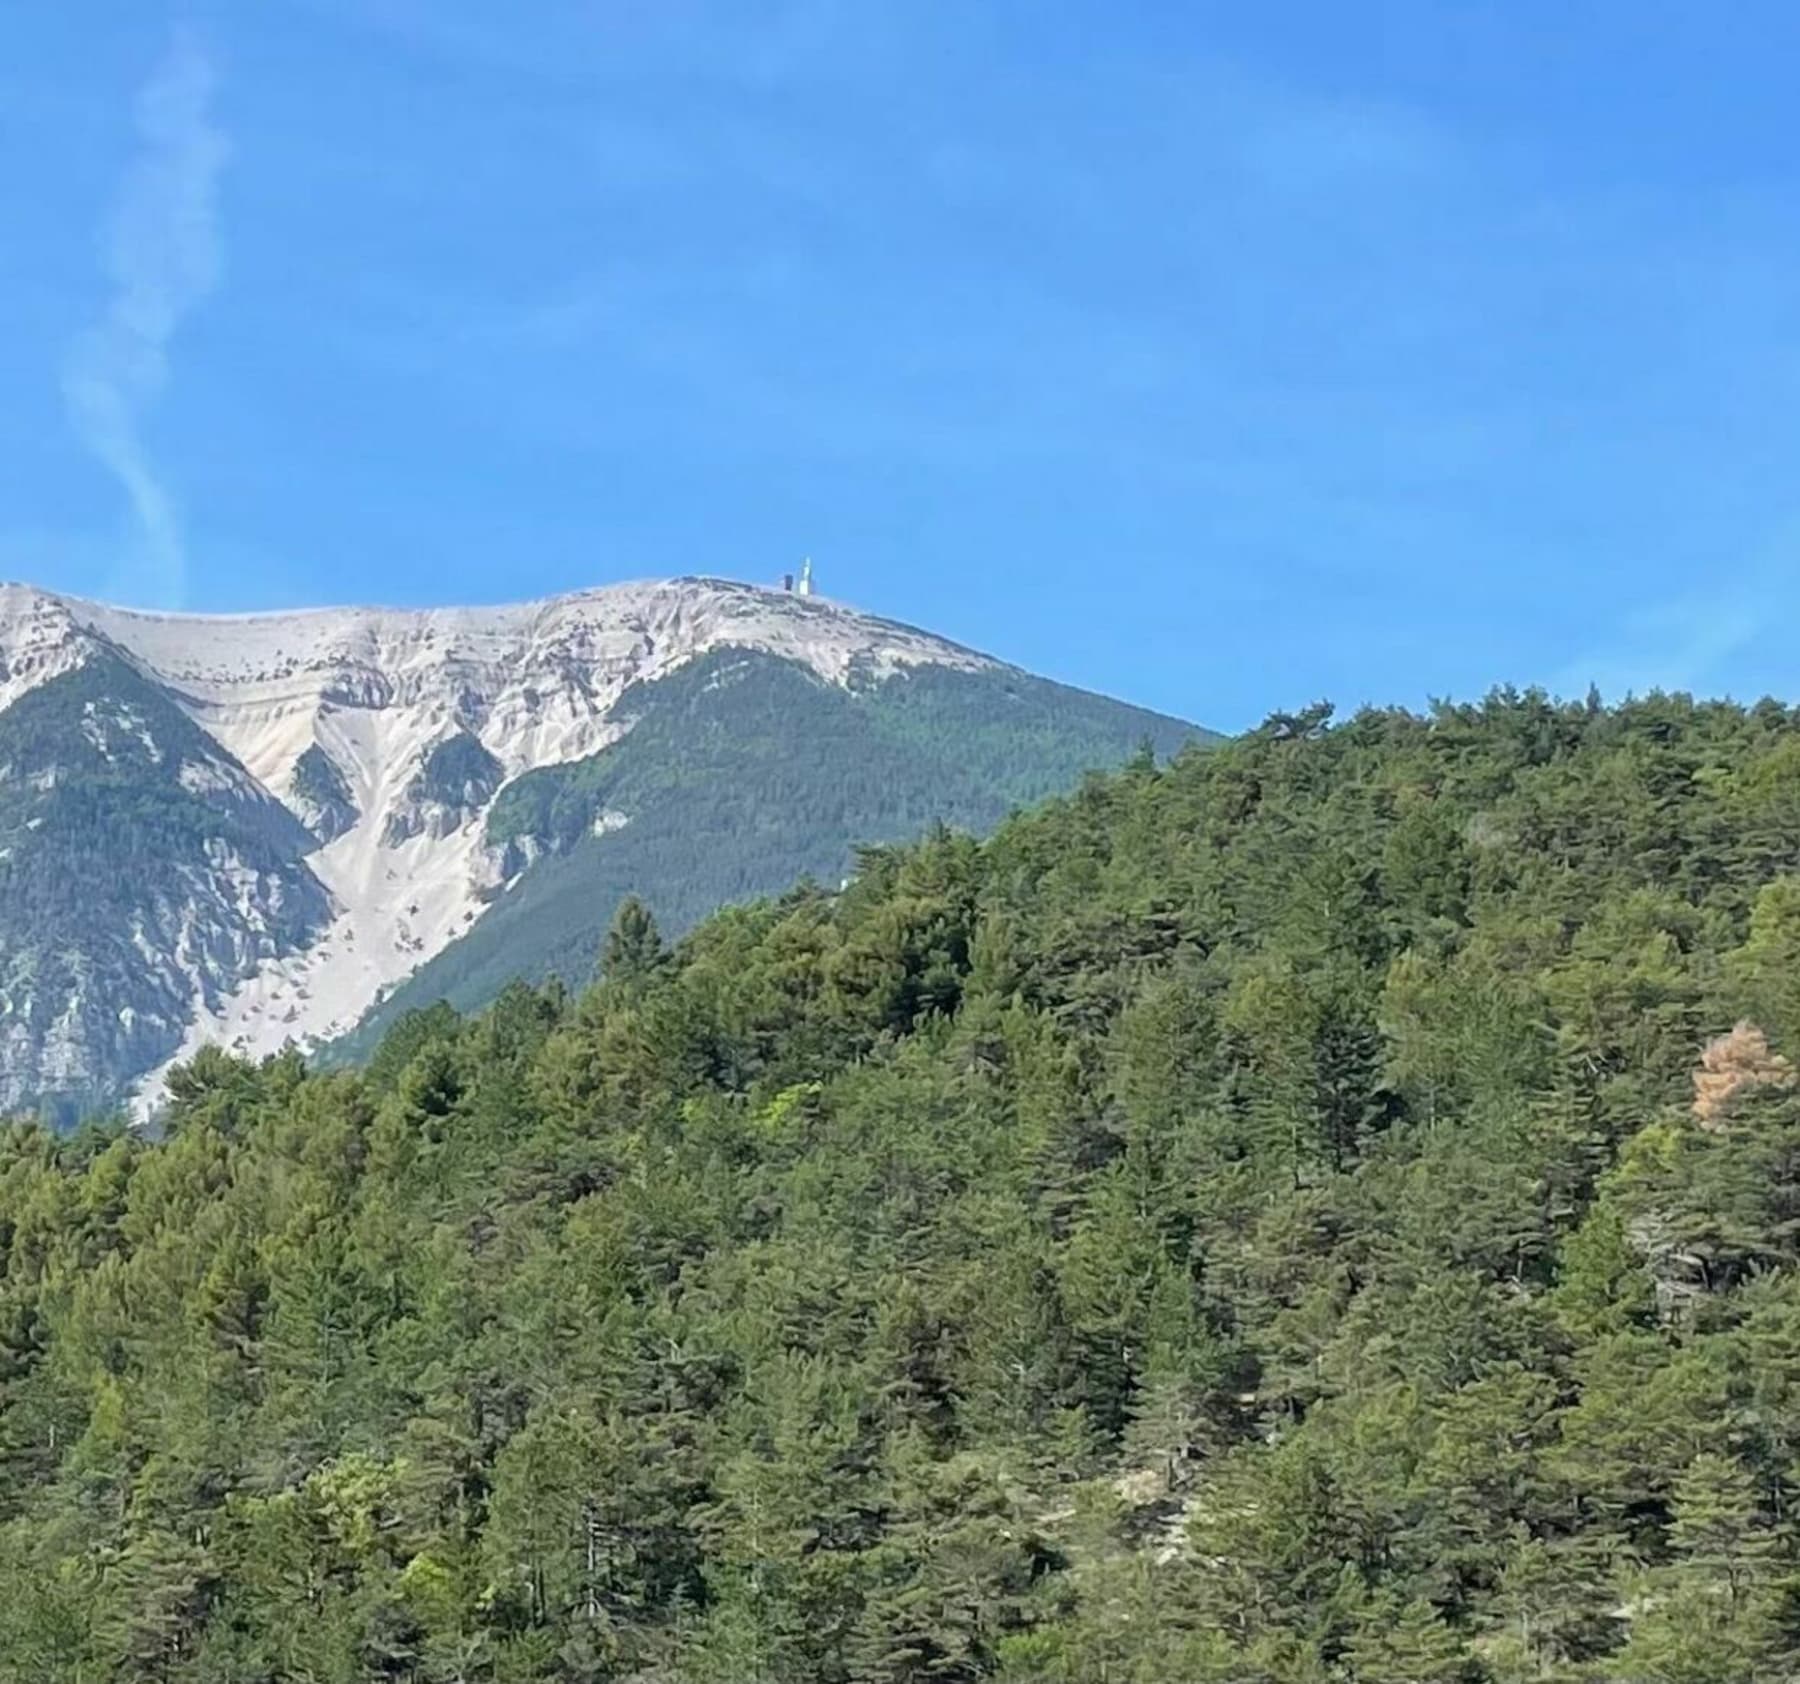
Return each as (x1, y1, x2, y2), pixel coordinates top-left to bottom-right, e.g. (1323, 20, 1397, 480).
(1555, 592, 1763, 702)
(1553, 527, 1800, 701)
(62, 28, 227, 608)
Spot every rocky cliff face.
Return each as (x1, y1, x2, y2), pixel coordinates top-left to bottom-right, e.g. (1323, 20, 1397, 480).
(288, 744, 358, 845)
(380, 732, 505, 846)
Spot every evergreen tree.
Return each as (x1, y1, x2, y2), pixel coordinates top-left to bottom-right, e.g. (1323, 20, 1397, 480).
(1340, 1595, 1468, 1684)
(1667, 1451, 1784, 1607)
(601, 895, 664, 985)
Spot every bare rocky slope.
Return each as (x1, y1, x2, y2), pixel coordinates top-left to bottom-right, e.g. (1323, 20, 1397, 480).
(0, 576, 1205, 1120)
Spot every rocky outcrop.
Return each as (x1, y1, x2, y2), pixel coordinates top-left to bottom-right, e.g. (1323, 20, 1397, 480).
(381, 732, 504, 846)
(289, 743, 359, 845)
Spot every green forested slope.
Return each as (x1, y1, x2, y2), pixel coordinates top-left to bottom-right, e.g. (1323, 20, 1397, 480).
(6, 691, 1800, 1679)
(342, 648, 1205, 1056)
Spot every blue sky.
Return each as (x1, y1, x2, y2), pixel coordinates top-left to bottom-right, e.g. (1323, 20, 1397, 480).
(4, 2, 1799, 730)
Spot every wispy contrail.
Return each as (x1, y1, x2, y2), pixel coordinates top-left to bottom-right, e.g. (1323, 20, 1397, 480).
(63, 29, 227, 608)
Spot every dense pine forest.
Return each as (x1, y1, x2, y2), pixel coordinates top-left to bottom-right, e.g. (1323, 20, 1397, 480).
(7, 689, 1800, 1681)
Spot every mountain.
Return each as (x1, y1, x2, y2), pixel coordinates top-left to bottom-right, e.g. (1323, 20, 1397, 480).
(0, 577, 1208, 1119)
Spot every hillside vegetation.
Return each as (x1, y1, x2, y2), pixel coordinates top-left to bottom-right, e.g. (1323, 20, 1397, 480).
(5, 691, 1800, 1680)
(344, 648, 1205, 1054)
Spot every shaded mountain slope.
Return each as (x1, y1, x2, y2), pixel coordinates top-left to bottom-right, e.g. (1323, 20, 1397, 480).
(340, 647, 1206, 1054)
(0, 654, 330, 1120)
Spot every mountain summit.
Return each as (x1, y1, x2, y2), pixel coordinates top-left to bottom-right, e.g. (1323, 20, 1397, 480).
(0, 576, 1206, 1119)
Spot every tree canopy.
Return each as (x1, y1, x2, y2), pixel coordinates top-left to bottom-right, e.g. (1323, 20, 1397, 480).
(4, 688, 1800, 1680)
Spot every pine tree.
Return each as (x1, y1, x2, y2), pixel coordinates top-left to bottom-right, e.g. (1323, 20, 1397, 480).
(1486, 1531, 1614, 1677)
(1667, 1451, 1783, 1607)
(1341, 1595, 1468, 1684)
(602, 895, 663, 985)
(1608, 1578, 1788, 1684)
(96, 1527, 217, 1683)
